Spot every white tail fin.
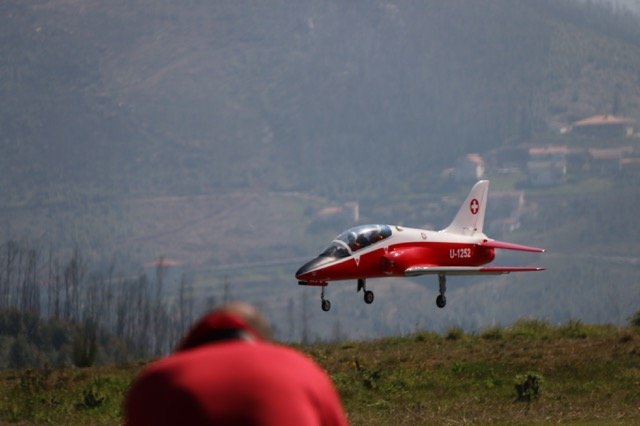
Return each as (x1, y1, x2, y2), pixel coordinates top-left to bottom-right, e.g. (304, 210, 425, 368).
(443, 180, 489, 236)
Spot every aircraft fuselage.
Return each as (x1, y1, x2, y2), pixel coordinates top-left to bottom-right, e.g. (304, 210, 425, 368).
(296, 226, 495, 283)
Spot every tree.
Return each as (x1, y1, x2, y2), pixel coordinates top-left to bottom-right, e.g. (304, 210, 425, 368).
(72, 318, 98, 368)
(9, 335, 38, 369)
(20, 248, 40, 316)
(178, 273, 194, 339)
(63, 249, 85, 322)
(153, 258, 168, 356)
(0, 241, 19, 308)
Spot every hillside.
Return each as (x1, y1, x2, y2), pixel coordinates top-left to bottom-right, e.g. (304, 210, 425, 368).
(2, 0, 640, 200)
(1, 322, 639, 425)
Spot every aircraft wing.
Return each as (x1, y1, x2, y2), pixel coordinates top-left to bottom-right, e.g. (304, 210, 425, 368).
(404, 265, 544, 277)
(479, 240, 545, 253)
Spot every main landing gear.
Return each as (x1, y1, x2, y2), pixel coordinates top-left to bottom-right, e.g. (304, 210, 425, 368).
(357, 278, 375, 305)
(436, 273, 447, 308)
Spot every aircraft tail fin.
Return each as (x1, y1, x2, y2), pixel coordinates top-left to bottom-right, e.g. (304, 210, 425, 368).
(443, 180, 489, 236)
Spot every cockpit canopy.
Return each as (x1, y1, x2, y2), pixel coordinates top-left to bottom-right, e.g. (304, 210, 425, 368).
(319, 224, 392, 259)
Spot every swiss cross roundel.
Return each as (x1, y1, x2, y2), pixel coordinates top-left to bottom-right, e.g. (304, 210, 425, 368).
(470, 198, 480, 215)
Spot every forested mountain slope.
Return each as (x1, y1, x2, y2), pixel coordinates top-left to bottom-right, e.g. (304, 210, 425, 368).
(1, 0, 640, 199)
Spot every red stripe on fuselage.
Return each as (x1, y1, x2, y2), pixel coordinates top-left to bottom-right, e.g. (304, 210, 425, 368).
(301, 242, 495, 282)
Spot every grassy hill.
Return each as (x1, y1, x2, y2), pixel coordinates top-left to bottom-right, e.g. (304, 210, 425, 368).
(1, 321, 639, 425)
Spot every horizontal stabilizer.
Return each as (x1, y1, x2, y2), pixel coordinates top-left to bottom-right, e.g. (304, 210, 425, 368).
(479, 239, 545, 253)
(405, 265, 544, 277)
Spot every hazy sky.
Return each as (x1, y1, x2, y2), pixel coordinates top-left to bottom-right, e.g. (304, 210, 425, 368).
(597, 0, 640, 14)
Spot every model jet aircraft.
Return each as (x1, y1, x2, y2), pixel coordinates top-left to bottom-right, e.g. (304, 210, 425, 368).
(296, 180, 544, 311)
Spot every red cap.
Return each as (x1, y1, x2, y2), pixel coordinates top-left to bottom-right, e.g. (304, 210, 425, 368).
(177, 310, 264, 351)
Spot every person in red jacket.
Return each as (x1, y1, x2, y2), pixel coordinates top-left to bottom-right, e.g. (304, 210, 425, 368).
(124, 302, 349, 426)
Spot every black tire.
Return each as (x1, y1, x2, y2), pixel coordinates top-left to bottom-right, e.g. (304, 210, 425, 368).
(364, 290, 374, 304)
(321, 300, 331, 312)
(436, 295, 446, 308)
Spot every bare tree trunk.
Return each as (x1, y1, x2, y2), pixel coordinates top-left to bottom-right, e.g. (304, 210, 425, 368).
(176, 272, 196, 341)
(135, 274, 151, 358)
(153, 259, 167, 356)
(46, 246, 54, 318)
(20, 248, 39, 315)
(115, 279, 129, 340)
(64, 248, 85, 322)
(52, 259, 62, 319)
(102, 261, 115, 335)
(4, 241, 18, 308)
(14, 243, 24, 309)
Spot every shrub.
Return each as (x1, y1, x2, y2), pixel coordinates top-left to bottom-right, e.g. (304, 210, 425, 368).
(481, 326, 504, 340)
(509, 319, 553, 339)
(559, 319, 588, 339)
(414, 331, 441, 342)
(445, 326, 465, 341)
(514, 372, 543, 402)
(76, 383, 105, 410)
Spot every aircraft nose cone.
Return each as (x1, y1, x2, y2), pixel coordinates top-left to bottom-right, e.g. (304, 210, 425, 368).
(295, 259, 317, 279)
(295, 256, 332, 280)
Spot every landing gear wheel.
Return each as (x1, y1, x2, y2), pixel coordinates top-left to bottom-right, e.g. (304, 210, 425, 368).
(436, 273, 447, 309)
(364, 290, 374, 304)
(321, 299, 331, 312)
(320, 285, 331, 312)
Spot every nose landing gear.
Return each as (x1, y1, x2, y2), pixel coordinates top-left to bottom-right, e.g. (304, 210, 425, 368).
(320, 285, 331, 312)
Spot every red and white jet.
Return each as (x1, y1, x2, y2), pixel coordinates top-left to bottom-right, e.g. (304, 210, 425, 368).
(296, 180, 544, 311)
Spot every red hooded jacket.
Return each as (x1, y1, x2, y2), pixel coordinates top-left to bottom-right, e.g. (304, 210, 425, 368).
(125, 310, 349, 425)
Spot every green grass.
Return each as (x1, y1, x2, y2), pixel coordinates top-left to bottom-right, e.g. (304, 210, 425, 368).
(0, 363, 140, 425)
(1, 323, 639, 425)
(316, 325, 640, 425)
